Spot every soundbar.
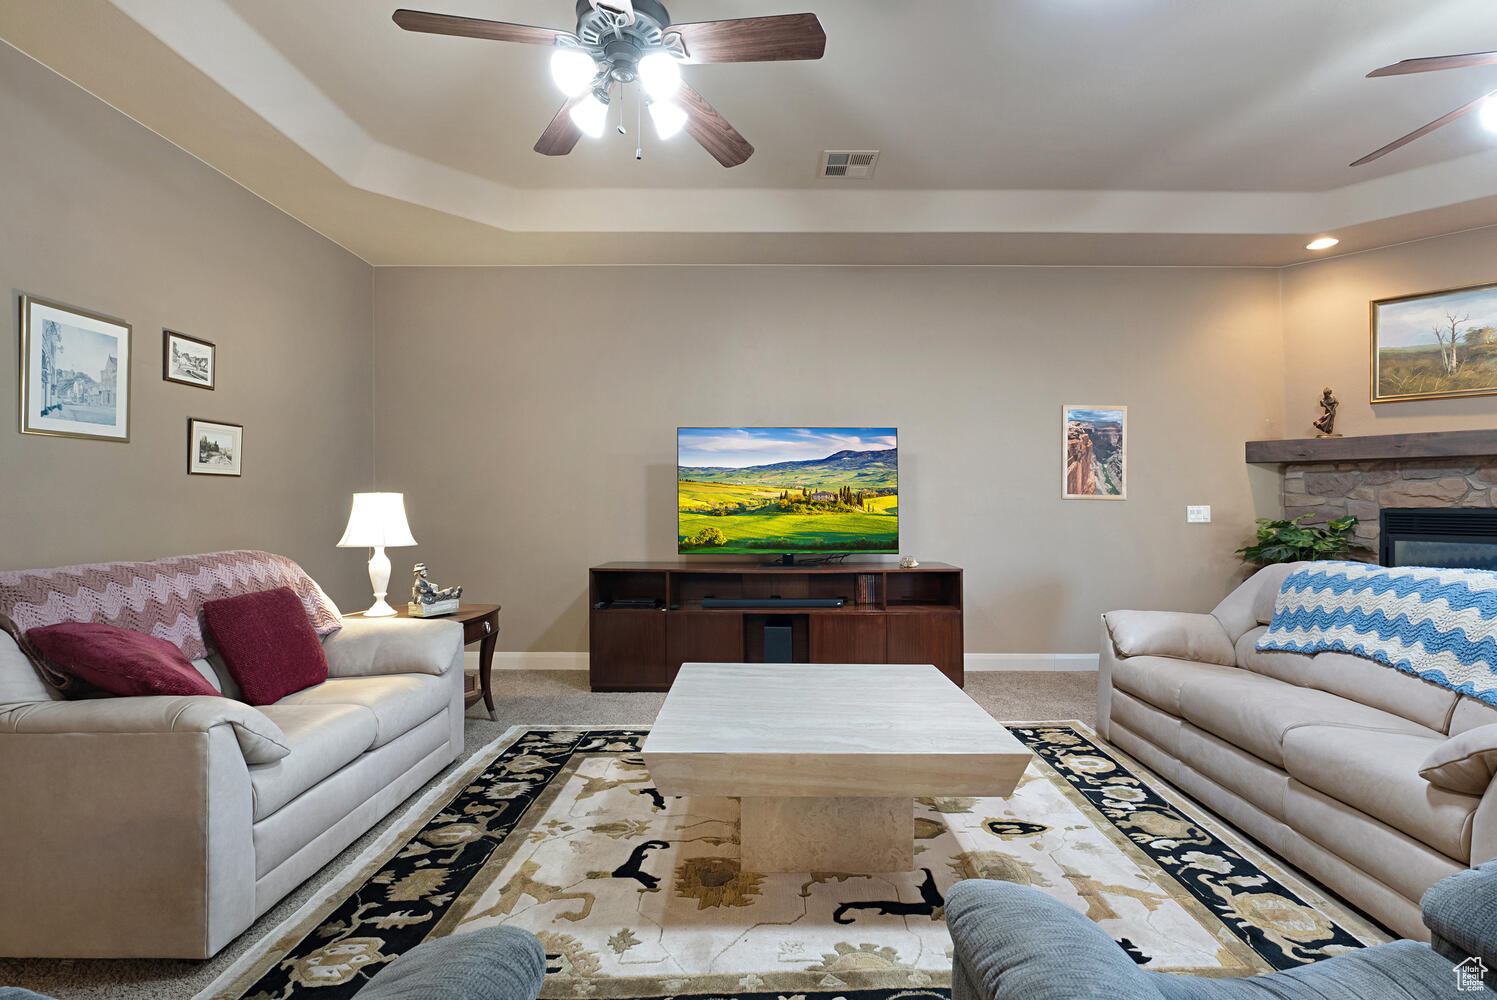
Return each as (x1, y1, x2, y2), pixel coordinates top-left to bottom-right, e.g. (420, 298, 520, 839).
(700, 597, 845, 609)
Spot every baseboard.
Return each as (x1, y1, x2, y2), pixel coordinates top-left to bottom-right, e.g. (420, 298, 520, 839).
(964, 653, 1099, 672)
(464, 651, 1098, 672)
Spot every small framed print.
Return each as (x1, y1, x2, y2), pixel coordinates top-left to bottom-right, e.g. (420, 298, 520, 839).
(19, 294, 131, 442)
(1063, 404, 1127, 500)
(188, 418, 242, 477)
(163, 330, 215, 389)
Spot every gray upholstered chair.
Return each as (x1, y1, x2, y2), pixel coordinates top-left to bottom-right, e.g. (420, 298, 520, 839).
(947, 860, 1496, 999)
(0, 925, 547, 1000)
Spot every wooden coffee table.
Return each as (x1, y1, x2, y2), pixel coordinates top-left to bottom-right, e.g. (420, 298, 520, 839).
(641, 663, 1031, 873)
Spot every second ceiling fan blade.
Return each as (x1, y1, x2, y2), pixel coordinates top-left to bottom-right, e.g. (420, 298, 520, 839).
(1351, 89, 1497, 166)
(668, 13, 826, 63)
(676, 82, 754, 166)
(535, 95, 588, 156)
(1368, 50, 1497, 77)
(392, 9, 564, 45)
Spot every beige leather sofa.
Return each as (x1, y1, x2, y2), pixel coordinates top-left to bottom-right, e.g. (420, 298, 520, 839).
(1098, 562, 1497, 942)
(0, 614, 466, 959)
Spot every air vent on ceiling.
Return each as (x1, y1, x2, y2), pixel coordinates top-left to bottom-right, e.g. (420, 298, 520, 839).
(819, 149, 879, 179)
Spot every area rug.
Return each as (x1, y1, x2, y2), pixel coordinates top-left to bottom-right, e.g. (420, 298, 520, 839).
(203, 724, 1389, 1000)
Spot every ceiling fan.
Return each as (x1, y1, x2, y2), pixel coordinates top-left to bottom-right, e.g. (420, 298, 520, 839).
(1352, 49, 1497, 166)
(392, 1, 827, 167)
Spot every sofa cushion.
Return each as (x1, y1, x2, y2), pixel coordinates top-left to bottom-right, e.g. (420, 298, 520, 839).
(1235, 627, 1459, 733)
(1176, 670, 1433, 767)
(1282, 724, 1478, 860)
(1419, 723, 1497, 796)
(1108, 655, 1242, 718)
(1451, 696, 1497, 735)
(26, 622, 222, 699)
(1104, 611, 1236, 666)
(277, 674, 452, 749)
(248, 703, 378, 821)
(203, 588, 329, 706)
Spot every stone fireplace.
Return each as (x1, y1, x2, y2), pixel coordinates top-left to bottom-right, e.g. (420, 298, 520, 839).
(1281, 457, 1497, 557)
(1247, 429, 1497, 561)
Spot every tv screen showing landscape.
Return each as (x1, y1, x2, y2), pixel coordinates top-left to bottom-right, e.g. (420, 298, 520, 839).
(678, 427, 898, 555)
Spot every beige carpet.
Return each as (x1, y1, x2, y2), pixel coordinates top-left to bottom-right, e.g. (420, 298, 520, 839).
(0, 669, 1096, 1000)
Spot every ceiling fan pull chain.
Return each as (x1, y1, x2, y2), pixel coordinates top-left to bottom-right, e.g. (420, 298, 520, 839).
(636, 84, 645, 160)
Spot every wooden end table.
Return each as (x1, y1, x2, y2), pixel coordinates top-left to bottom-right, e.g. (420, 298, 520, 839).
(354, 603, 502, 720)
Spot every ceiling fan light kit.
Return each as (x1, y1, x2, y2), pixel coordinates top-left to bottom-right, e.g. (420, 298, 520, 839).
(393, 1, 826, 167)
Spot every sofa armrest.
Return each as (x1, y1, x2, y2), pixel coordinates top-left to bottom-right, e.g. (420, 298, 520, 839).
(1102, 610, 1236, 666)
(1422, 859, 1497, 980)
(0, 695, 288, 764)
(946, 879, 1164, 1000)
(321, 616, 464, 678)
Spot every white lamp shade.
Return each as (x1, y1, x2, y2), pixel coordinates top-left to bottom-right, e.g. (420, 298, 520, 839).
(649, 100, 687, 139)
(569, 93, 610, 138)
(337, 492, 417, 548)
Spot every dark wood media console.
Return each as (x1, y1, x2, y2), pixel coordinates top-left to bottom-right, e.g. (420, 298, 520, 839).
(589, 561, 964, 691)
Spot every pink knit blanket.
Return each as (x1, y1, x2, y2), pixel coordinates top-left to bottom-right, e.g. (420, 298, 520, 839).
(0, 550, 342, 689)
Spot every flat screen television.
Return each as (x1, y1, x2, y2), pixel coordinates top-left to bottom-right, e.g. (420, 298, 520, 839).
(678, 427, 898, 557)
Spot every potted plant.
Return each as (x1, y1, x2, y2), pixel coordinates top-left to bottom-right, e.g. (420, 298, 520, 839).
(1236, 514, 1359, 565)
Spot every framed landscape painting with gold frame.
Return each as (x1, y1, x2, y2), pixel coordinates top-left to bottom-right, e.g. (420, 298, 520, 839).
(19, 294, 131, 441)
(1372, 280, 1497, 403)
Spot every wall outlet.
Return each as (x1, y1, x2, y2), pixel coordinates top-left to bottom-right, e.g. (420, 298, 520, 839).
(1187, 505, 1212, 523)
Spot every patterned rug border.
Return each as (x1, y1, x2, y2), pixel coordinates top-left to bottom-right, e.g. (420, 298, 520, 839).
(198, 720, 1392, 1000)
(198, 724, 548, 1000)
(1030, 724, 1390, 948)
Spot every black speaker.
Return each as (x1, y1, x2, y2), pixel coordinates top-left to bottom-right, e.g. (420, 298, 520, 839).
(764, 624, 793, 663)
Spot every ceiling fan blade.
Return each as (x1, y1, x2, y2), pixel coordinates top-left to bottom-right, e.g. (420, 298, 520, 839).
(676, 82, 754, 167)
(1350, 89, 1497, 166)
(392, 9, 564, 46)
(535, 95, 587, 156)
(1368, 51, 1497, 77)
(666, 13, 825, 63)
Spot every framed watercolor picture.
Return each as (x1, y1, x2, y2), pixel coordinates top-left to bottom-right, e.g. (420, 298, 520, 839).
(163, 330, 215, 389)
(187, 418, 242, 476)
(1372, 280, 1497, 402)
(19, 294, 131, 442)
(1063, 404, 1126, 500)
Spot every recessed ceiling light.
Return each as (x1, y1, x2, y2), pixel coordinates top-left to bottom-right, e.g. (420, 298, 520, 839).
(1306, 237, 1340, 251)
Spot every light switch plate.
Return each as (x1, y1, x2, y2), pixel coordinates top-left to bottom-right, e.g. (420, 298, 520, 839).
(1187, 505, 1211, 523)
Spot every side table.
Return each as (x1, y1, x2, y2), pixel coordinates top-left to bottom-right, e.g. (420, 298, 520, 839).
(353, 603, 502, 720)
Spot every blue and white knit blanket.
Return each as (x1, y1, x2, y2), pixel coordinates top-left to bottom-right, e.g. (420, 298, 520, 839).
(1258, 561, 1497, 708)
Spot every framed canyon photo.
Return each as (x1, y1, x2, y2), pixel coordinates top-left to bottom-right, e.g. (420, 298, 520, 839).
(163, 329, 215, 389)
(1063, 404, 1126, 500)
(19, 294, 131, 442)
(1372, 280, 1497, 403)
(187, 418, 242, 476)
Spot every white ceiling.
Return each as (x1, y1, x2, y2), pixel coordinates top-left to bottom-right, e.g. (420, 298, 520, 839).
(5, 0, 1497, 264)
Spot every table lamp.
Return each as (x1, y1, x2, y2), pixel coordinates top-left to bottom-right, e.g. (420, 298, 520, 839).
(337, 492, 417, 617)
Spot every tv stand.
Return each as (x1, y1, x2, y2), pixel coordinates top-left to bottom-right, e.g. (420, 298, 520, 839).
(589, 561, 963, 691)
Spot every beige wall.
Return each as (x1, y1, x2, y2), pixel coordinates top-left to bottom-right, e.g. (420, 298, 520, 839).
(1282, 227, 1497, 437)
(0, 44, 374, 605)
(374, 266, 1284, 654)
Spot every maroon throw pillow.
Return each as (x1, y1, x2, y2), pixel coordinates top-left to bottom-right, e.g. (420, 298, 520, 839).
(202, 586, 329, 705)
(26, 622, 222, 698)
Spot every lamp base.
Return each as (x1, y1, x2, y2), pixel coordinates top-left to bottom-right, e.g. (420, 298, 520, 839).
(363, 546, 396, 618)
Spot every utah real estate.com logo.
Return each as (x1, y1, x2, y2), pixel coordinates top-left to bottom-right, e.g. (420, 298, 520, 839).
(1455, 956, 1487, 992)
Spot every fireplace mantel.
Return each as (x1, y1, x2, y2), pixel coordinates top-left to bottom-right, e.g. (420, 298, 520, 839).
(1246, 429, 1497, 464)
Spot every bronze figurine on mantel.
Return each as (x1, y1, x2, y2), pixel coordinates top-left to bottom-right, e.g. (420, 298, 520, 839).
(1312, 386, 1341, 438)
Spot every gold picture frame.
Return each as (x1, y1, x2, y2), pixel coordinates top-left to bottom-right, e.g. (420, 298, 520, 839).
(1371, 279, 1497, 403)
(19, 294, 131, 442)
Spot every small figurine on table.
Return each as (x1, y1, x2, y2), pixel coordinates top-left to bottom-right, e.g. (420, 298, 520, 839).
(410, 563, 463, 617)
(1312, 386, 1340, 438)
